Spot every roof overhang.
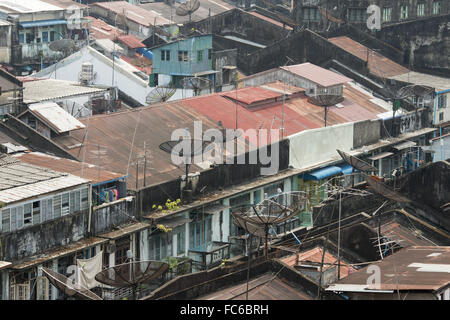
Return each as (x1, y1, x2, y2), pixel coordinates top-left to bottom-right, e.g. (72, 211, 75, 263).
(393, 141, 417, 151)
(302, 165, 342, 181)
(20, 19, 67, 28)
(367, 152, 394, 161)
(0, 261, 12, 271)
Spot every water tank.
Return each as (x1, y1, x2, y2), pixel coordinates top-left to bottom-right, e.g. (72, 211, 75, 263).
(81, 62, 94, 84)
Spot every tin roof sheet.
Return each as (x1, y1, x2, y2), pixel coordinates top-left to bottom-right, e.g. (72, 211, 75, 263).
(14, 152, 125, 185)
(27, 102, 86, 133)
(326, 246, 450, 292)
(248, 11, 293, 30)
(281, 63, 353, 87)
(86, 16, 124, 41)
(328, 36, 410, 78)
(221, 86, 282, 105)
(118, 34, 145, 49)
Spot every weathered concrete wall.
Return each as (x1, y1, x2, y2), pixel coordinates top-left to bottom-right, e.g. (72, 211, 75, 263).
(0, 210, 88, 262)
(353, 119, 381, 149)
(91, 199, 136, 235)
(213, 48, 237, 88)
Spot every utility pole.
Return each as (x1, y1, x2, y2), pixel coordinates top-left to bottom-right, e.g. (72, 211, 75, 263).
(143, 141, 147, 187)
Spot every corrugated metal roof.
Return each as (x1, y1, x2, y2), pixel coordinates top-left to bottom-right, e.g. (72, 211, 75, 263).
(92, 1, 171, 27)
(87, 16, 124, 41)
(221, 86, 282, 105)
(14, 152, 125, 185)
(118, 34, 145, 49)
(328, 36, 410, 78)
(281, 63, 352, 87)
(197, 272, 312, 300)
(0, 0, 64, 13)
(23, 78, 107, 103)
(0, 174, 89, 204)
(248, 11, 293, 30)
(28, 102, 86, 133)
(326, 246, 450, 292)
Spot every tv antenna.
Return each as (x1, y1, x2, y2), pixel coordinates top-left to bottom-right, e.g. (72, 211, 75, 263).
(175, 0, 200, 23)
(145, 85, 176, 104)
(307, 94, 344, 127)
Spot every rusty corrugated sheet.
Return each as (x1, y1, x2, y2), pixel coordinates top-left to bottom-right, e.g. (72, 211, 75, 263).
(15, 152, 125, 185)
(328, 36, 410, 78)
(221, 86, 282, 105)
(281, 63, 353, 87)
(330, 246, 450, 291)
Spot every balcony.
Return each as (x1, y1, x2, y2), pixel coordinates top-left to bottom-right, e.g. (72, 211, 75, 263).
(189, 241, 231, 271)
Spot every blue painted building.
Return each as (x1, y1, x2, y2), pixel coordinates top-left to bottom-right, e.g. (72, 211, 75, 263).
(150, 34, 216, 89)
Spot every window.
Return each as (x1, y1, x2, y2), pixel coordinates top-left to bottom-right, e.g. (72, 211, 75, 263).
(42, 31, 48, 43)
(19, 33, 24, 44)
(383, 7, 392, 22)
(81, 187, 89, 210)
(197, 50, 203, 62)
(26, 33, 34, 44)
(439, 112, 444, 121)
(302, 7, 319, 21)
(74, 190, 81, 212)
(70, 191, 76, 213)
(438, 95, 447, 109)
(348, 8, 367, 22)
(24, 203, 32, 226)
(61, 193, 69, 216)
(175, 226, 185, 255)
(2, 208, 10, 232)
(50, 31, 55, 42)
(189, 215, 212, 249)
(161, 50, 170, 61)
(208, 49, 212, 60)
(53, 194, 61, 218)
(32, 201, 40, 225)
(417, 3, 425, 16)
(178, 50, 188, 62)
(433, 1, 441, 14)
(400, 5, 408, 19)
(17, 206, 23, 229)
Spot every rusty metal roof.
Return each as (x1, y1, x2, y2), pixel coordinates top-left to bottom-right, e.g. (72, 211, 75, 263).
(221, 86, 282, 105)
(248, 11, 293, 30)
(328, 36, 410, 78)
(281, 246, 353, 279)
(197, 272, 312, 300)
(118, 34, 146, 49)
(281, 63, 353, 87)
(14, 152, 126, 185)
(86, 16, 124, 41)
(327, 246, 450, 292)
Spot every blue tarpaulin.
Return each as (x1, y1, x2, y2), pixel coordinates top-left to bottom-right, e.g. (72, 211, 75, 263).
(20, 19, 67, 28)
(137, 48, 152, 60)
(339, 164, 356, 175)
(302, 166, 342, 181)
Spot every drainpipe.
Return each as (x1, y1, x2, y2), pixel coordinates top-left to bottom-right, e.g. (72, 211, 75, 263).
(88, 183, 92, 234)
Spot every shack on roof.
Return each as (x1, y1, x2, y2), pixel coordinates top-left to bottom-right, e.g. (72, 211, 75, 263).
(326, 246, 450, 300)
(18, 102, 85, 139)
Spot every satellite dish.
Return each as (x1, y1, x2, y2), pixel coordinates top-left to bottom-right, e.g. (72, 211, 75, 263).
(49, 39, 77, 56)
(336, 149, 378, 172)
(41, 267, 102, 300)
(175, 0, 200, 22)
(307, 94, 344, 127)
(146, 85, 176, 104)
(181, 76, 211, 95)
(95, 260, 169, 300)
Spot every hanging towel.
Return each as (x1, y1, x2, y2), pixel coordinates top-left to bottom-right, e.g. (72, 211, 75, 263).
(113, 189, 118, 200)
(99, 190, 106, 202)
(109, 190, 114, 202)
(104, 191, 109, 202)
(77, 251, 103, 289)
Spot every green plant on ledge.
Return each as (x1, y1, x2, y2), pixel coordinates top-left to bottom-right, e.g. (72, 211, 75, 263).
(152, 198, 181, 214)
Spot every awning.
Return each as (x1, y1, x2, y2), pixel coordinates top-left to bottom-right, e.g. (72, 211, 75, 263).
(302, 166, 342, 181)
(393, 141, 417, 151)
(201, 204, 231, 214)
(193, 70, 219, 77)
(99, 222, 151, 240)
(157, 217, 192, 229)
(367, 152, 394, 161)
(20, 19, 67, 28)
(0, 261, 12, 271)
(222, 66, 237, 70)
(339, 164, 356, 175)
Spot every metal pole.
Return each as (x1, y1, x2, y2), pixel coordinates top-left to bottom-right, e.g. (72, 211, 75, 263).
(143, 141, 147, 187)
(136, 161, 139, 190)
(246, 234, 252, 300)
(337, 190, 342, 280)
